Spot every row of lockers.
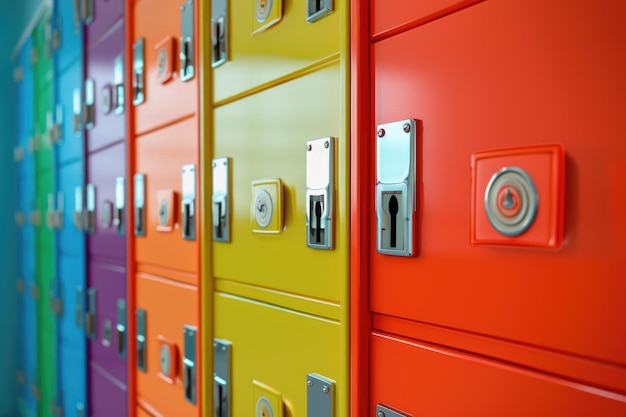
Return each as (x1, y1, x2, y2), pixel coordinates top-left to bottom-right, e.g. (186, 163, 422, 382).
(9, 0, 626, 416)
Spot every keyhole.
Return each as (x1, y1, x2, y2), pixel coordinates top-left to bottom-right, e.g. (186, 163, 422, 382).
(389, 195, 399, 248)
(216, 202, 223, 238)
(502, 188, 515, 209)
(315, 201, 322, 243)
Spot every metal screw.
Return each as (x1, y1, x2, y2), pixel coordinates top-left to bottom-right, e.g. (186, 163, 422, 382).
(307, 144, 312, 151)
(307, 380, 314, 387)
(403, 123, 411, 133)
(322, 385, 329, 394)
(377, 412, 385, 417)
(324, 140, 329, 148)
(377, 128, 385, 137)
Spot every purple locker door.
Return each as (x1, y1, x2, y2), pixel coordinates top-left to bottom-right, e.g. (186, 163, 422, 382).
(85, 19, 126, 154)
(84, 0, 124, 46)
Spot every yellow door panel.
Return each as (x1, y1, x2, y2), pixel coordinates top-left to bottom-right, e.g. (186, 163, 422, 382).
(214, 292, 347, 416)
(213, 64, 348, 304)
(213, 0, 345, 102)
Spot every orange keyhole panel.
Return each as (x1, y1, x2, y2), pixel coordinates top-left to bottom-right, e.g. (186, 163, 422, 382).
(369, 0, 626, 369)
(135, 274, 199, 416)
(371, 0, 482, 39)
(370, 333, 626, 417)
(133, 0, 198, 135)
(471, 145, 565, 248)
(134, 117, 199, 283)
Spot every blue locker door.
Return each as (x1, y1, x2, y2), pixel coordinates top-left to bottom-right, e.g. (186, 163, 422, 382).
(16, 37, 38, 417)
(53, 0, 86, 415)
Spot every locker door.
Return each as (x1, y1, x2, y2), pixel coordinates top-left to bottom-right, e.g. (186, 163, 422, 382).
(14, 36, 39, 417)
(210, 0, 350, 414)
(84, 0, 124, 43)
(353, 0, 626, 413)
(130, 1, 201, 415)
(33, 11, 58, 417)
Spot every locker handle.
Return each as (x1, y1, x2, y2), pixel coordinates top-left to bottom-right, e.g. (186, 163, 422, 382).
(73, 0, 80, 32)
(214, 376, 228, 417)
(137, 335, 146, 371)
(135, 207, 144, 236)
(117, 323, 126, 357)
(114, 208, 124, 236)
(182, 200, 195, 240)
(183, 360, 194, 402)
(85, 312, 95, 339)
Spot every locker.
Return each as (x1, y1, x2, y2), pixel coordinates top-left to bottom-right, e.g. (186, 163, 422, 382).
(370, 0, 481, 38)
(352, 0, 626, 412)
(84, 0, 124, 43)
(214, 293, 343, 416)
(134, 117, 199, 279)
(87, 263, 127, 382)
(135, 274, 199, 415)
(86, 142, 127, 262)
(208, 0, 350, 412)
(370, 333, 626, 416)
(52, 0, 86, 414)
(85, 20, 126, 154)
(88, 366, 128, 417)
(131, 0, 198, 134)
(15, 34, 38, 417)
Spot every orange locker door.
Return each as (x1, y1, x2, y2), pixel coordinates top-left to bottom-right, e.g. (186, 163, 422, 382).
(353, 0, 626, 414)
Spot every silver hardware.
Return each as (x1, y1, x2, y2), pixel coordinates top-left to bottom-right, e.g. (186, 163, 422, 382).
(136, 309, 147, 371)
(306, 137, 335, 249)
(214, 339, 231, 417)
(134, 174, 146, 236)
(375, 119, 417, 257)
(306, 0, 333, 22)
(307, 374, 335, 417)
(75, 287, 84, 328)
(116, 300, 126, 358)
(180, 0, 195, 81)
(84, 79, 95, 130)
(74, 186, 84, 231)
(183, 325, 197, 404)
(85, 288, 96, 339)
(375, 405, 412, 417)
(211, 0, 228, 67)
(82, 0, 94, 24)
(85, 184, 96, 234)
(73, 88, 82, 136)
(133, 39, 145, 105)
(212, 158, 230, 242)
(113, 55, 124, 114)
(114, 177, 125, 235)
(182, 165, 196, 240)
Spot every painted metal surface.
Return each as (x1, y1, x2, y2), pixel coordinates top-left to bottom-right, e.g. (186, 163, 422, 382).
(15, 36, 39, 417)
(85, 18, 126, 154)
(33, 9, 57, 417)
(84, 4, 127, 415)
(370, 333, 626, 416)
(53, 0, 86, 415)
(135, 274, 199, 415)
(132, 0, 198, 134)
(353, 0, 626, 413)
(209, 0, 350, 414)
(134, 118, 199, 279)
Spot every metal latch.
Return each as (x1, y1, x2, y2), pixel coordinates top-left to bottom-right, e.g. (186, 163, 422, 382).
(84, 79, 95, 130)
(76, 403, 85, 417)
(114, 177, 125, 235)
(46, 192, 57, 230)
(85, 184, 96, 234)
(54, 192, 64, 230)
(49, 104, 63, 144)
(306, 137, 335, 249)
(85, 288, 96, 339)
(214, 339, 231, 417)
(116, 299, 126, 358)
(134, 174, 146, 237)
(182, 165, 196, 240)
(211, 0, 227, 67)
(82, 0, 93, 24)
(307, 374, 335, 417)
(180, 0, 195, 81)
(306, 0, 333, 22)
(73, 0, 81, 33)
(74, 186, 84, 231)
(375, 404, 412, 417)
(212, 158, 230, 242)
(136, 309, 147, 371)
(75, 287, 84, 328)
(375, 120, 418, 257)
(132, 38, 145, 106)
(114, 55, 124, 114)
(73, 88, 82, 135)
(183, 325, 197, 404)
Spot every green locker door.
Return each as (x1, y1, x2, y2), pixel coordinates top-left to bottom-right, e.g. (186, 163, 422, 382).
(32, 11, 57, 417)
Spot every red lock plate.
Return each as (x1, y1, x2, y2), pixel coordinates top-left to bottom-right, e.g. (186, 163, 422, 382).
(471, 145, 565, 248)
